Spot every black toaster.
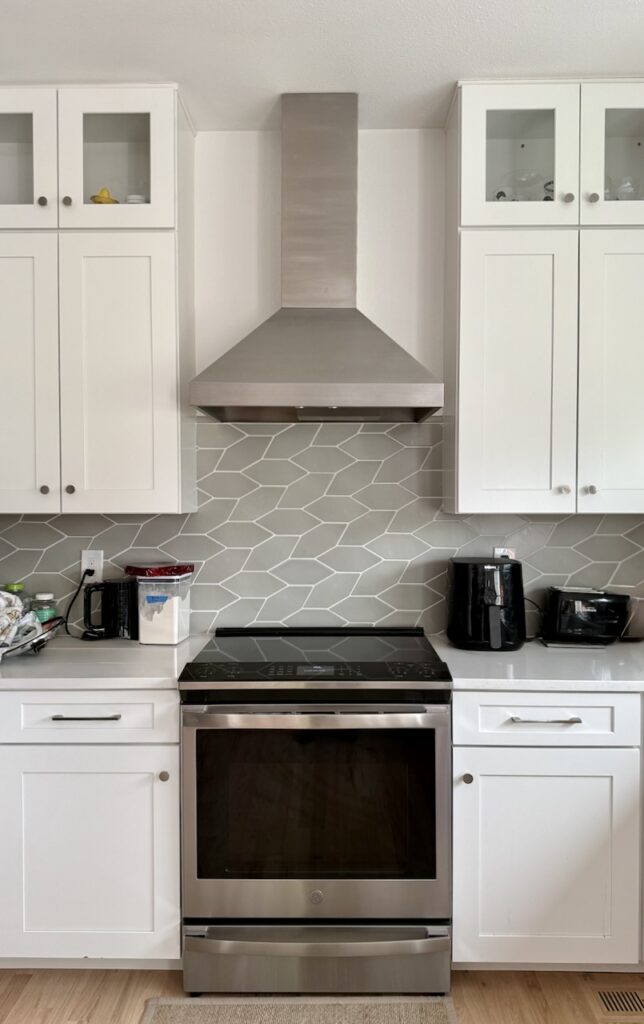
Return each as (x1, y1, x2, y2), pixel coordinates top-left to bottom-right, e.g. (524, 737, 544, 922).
(541, 587, 630, 646)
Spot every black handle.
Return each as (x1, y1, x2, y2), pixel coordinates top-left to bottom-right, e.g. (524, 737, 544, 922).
(488, 605, 502, 650)
(62, 195, 72, 206)
(51, 714, 122, 722)
(37, 196, 48, 206)
(83, 581, 106, 634)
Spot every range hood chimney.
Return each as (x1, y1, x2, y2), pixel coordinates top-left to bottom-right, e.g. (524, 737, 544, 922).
(189, 93, 444, 423)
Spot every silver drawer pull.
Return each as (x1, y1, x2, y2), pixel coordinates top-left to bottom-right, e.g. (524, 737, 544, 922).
(51, 714, 122, 722)
(184, 933, 450, 958)
(509, 715, 582, 726)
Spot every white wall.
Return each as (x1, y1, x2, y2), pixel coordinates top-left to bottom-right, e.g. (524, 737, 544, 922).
(194, 128, 445, 376)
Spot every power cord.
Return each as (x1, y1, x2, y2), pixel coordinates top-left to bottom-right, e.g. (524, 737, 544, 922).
(64, 568, 102, 641)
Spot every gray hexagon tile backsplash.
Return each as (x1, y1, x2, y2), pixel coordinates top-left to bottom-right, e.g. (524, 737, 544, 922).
(2, 420, 644, 636)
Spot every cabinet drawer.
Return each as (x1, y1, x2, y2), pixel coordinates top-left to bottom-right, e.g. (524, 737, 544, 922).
(0, 690, 179, 744)
(453, 692, 640, 746)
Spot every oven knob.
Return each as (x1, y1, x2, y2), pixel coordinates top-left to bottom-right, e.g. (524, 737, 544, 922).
(310, 890, 324, 905)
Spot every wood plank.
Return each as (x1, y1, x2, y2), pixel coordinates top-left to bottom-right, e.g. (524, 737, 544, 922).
(1, 968, 643, 1024)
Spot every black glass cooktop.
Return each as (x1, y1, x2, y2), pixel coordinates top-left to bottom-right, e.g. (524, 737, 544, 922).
(179, 627, 451, 684)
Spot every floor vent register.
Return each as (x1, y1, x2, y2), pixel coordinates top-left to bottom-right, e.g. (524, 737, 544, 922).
(597, 990, 644, 1018)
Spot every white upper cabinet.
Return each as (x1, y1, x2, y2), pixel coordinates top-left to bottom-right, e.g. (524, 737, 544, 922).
(581, 83, 644, 225)
(58, 87, 175, 228)
(0, 234, 60, 512)
(454, 230, 578, 513)
(0, 89, 57, 228)
(460, 83, 581, 226)
(59, 232, 183, 514)
(578, 230, 644, 512)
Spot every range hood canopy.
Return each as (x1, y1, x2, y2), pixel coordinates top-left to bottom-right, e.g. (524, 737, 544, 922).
(190, 93, 444, 423)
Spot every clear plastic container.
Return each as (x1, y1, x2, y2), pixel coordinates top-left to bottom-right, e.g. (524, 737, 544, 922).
(125, 564, 194, 646)
(32, 592, 58, 624)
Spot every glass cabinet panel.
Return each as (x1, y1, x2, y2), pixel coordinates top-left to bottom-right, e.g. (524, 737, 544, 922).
(604, 109, 644, 202)
(0, 89, 57, 228)
(0, 114, 34, 205)
(58, 87, 175, 228)
(486, 109, 555, 204)
(82, 113, 151, 206)
(460, 83, 580, 227)
(581, 83, 644, 225)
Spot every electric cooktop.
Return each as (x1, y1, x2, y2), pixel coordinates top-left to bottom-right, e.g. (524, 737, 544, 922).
(179, 626, 452, 686)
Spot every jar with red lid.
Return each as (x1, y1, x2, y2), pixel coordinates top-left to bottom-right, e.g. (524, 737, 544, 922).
(125, 563, 194, 645)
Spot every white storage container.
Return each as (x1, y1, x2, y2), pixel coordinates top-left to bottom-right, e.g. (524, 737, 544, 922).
(125, 563, 194, 645)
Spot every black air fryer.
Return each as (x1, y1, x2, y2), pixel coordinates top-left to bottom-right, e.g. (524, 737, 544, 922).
(447, 557, 526, 651)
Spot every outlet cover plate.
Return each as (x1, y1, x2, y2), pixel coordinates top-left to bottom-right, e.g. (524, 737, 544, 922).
(81, 549, 104, 582)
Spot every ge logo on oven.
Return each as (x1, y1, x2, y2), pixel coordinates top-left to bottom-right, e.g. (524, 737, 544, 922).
(310, 890, 324, 905)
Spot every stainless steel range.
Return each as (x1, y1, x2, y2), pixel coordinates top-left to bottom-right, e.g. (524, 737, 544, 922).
(179, 627, 452, 995)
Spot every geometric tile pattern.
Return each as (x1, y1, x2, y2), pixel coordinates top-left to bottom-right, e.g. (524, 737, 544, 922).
(2, 420, 644, 636)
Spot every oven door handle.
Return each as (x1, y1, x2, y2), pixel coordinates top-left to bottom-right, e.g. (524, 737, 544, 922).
(181, 706, 450, 730)
(183, 932, 450, 958)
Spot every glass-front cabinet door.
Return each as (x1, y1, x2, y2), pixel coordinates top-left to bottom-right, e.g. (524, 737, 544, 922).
(0, 89, 57, 228)
(460, 83, 580, 226)
(57, 87, 175, 228)
(581, 83, 644, 225)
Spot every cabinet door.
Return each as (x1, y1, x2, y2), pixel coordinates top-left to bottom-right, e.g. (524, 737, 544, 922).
(460, 83, 580, 226)
(59, 232, 181, 513)
(57, 87, 175, 228)
(0, 744, 179, 959)
(456, 230, 578, 512)
(0, 88, 57, 228)
(453, 746, 640, 965)
(581, 83, 644, 225)
(0, 234, 60, 513)
(578, 230, 644, 511)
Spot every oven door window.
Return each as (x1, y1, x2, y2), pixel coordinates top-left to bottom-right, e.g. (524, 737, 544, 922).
(195, 729, 437, 879)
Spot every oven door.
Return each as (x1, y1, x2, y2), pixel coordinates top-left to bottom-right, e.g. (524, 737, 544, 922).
(182, 703, 450, 920)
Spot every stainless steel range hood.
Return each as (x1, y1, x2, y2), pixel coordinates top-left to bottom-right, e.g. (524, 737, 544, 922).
(189, 93, 444, 423)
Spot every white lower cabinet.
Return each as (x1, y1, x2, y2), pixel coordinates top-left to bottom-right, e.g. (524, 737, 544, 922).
(0, 743, 180, 959)
(453, 744, 641, 965)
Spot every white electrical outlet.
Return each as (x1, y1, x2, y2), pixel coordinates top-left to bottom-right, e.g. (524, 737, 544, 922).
(494, 546, 516, 560)
(81, 549, 104, 582)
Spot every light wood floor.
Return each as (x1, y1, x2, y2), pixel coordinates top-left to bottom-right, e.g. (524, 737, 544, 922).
(1, 968, 643, 1023)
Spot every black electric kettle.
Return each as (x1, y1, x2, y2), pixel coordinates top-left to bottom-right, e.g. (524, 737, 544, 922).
(83, 579, 139, 640)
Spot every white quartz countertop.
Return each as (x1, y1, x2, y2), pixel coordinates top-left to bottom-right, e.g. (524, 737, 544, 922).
(3, 633, 644, 692)
(433, 637, 644, 691)
(0, 634, 207, 689)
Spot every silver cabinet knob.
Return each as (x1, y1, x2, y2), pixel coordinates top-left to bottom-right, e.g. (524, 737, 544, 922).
(39, 484, 50, 495)
(65, 484, 76, 494)
(589, 192, 600, 203)
(159, 771, 170, 782)
(563, 192, 575, 203)
(557, 485, 572, 494)
(463, 773, 474, 785)
(62, 196, 72, 206)
(588, 484, 598, 494)
(37, 196, 48, 206)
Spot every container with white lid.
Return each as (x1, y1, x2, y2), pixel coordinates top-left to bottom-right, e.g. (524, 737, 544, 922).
(125, 563, 194, 645)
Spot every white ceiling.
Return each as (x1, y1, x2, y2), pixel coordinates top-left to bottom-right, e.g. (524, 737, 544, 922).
(4, 0, 644, 130)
